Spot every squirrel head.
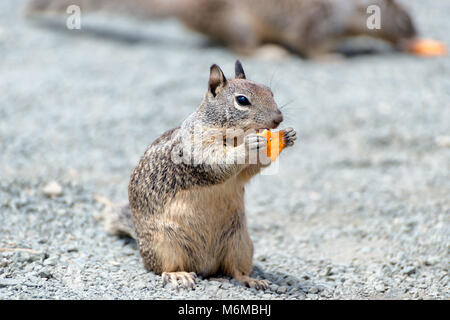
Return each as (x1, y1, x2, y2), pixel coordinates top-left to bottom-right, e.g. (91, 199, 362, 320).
(198, 60, 283, 132)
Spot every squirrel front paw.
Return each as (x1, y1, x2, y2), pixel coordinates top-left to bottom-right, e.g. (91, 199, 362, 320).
(244, 133, 267, 152)
(244, 133, 269, 164)
(282, 127, 297, 147)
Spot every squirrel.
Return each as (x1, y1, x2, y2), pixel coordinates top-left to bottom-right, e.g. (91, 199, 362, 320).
(25, 0, 417, 58)
(96, 60, 296, 289)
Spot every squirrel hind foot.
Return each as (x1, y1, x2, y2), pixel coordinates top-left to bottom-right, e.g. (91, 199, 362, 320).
(162, 271, 197, 290)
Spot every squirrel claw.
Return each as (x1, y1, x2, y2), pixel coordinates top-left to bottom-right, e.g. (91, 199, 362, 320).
(245, 278, 270, 290)
(235, 274, 270, 290)
(282, 127, 297, 147)
(245, 134, 267, 152)
(162, 271, 197, 290)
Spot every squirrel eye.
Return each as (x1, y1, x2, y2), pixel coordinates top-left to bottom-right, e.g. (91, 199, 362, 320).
(236, 95, 251, 106)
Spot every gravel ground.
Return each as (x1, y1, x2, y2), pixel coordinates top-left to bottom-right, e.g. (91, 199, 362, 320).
(1, 0, 449, 299)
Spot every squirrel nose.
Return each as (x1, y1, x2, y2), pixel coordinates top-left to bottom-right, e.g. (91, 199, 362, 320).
(271, 113, 283, 128)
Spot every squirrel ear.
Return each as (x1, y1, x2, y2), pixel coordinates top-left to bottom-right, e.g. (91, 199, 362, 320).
(209, 64, 227, 97)
(235, 60, 246, 79)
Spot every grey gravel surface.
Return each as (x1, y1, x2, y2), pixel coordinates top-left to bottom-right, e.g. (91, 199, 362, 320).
(1, 0, 449, 299)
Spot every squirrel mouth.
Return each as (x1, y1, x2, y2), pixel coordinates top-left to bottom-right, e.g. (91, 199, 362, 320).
(270, 122, 280, 129)
(254, 120, 282, 133)
(254, 113, 283, 132)
(256, 126, 277, 133)
(257, 123, 280, 131)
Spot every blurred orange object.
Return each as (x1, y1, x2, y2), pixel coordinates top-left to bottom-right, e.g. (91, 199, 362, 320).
(407, 38, 446, 57)
(258, 129, 286, 161)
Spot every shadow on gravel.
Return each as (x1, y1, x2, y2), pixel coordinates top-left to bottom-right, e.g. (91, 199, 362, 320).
(114, 238, 307, 295)
(26, 17, 395, 59)
(251, 265, 308, 295)
(117, 235, 138, 250)
(27, 17, 201, 48)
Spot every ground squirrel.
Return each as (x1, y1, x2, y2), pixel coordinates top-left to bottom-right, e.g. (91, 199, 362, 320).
(98, 61, 296, 289)
(26, 0, 417, 58)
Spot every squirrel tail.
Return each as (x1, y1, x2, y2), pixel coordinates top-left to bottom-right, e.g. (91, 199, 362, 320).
(93, 195, 137, 239)
(25, 0, 183, 19)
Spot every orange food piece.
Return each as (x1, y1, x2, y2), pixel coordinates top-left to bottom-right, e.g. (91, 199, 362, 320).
(408, 38, 446, 57)
(258, 129, 286, 161)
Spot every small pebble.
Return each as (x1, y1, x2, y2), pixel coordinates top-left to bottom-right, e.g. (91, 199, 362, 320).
(435, 136, 450, 148)
(276, 286, 288, 294)
(43, 181, 63, 197)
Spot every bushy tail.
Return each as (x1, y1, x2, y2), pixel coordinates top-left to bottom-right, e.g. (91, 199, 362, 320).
(25, 0, 183, 19)
(93, 195, 137, 239)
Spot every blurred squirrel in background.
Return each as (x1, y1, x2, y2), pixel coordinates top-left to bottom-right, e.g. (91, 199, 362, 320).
(26, 0, 429, 58)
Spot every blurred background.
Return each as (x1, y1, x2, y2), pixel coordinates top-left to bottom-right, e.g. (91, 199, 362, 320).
(0, 0, 449, 299)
